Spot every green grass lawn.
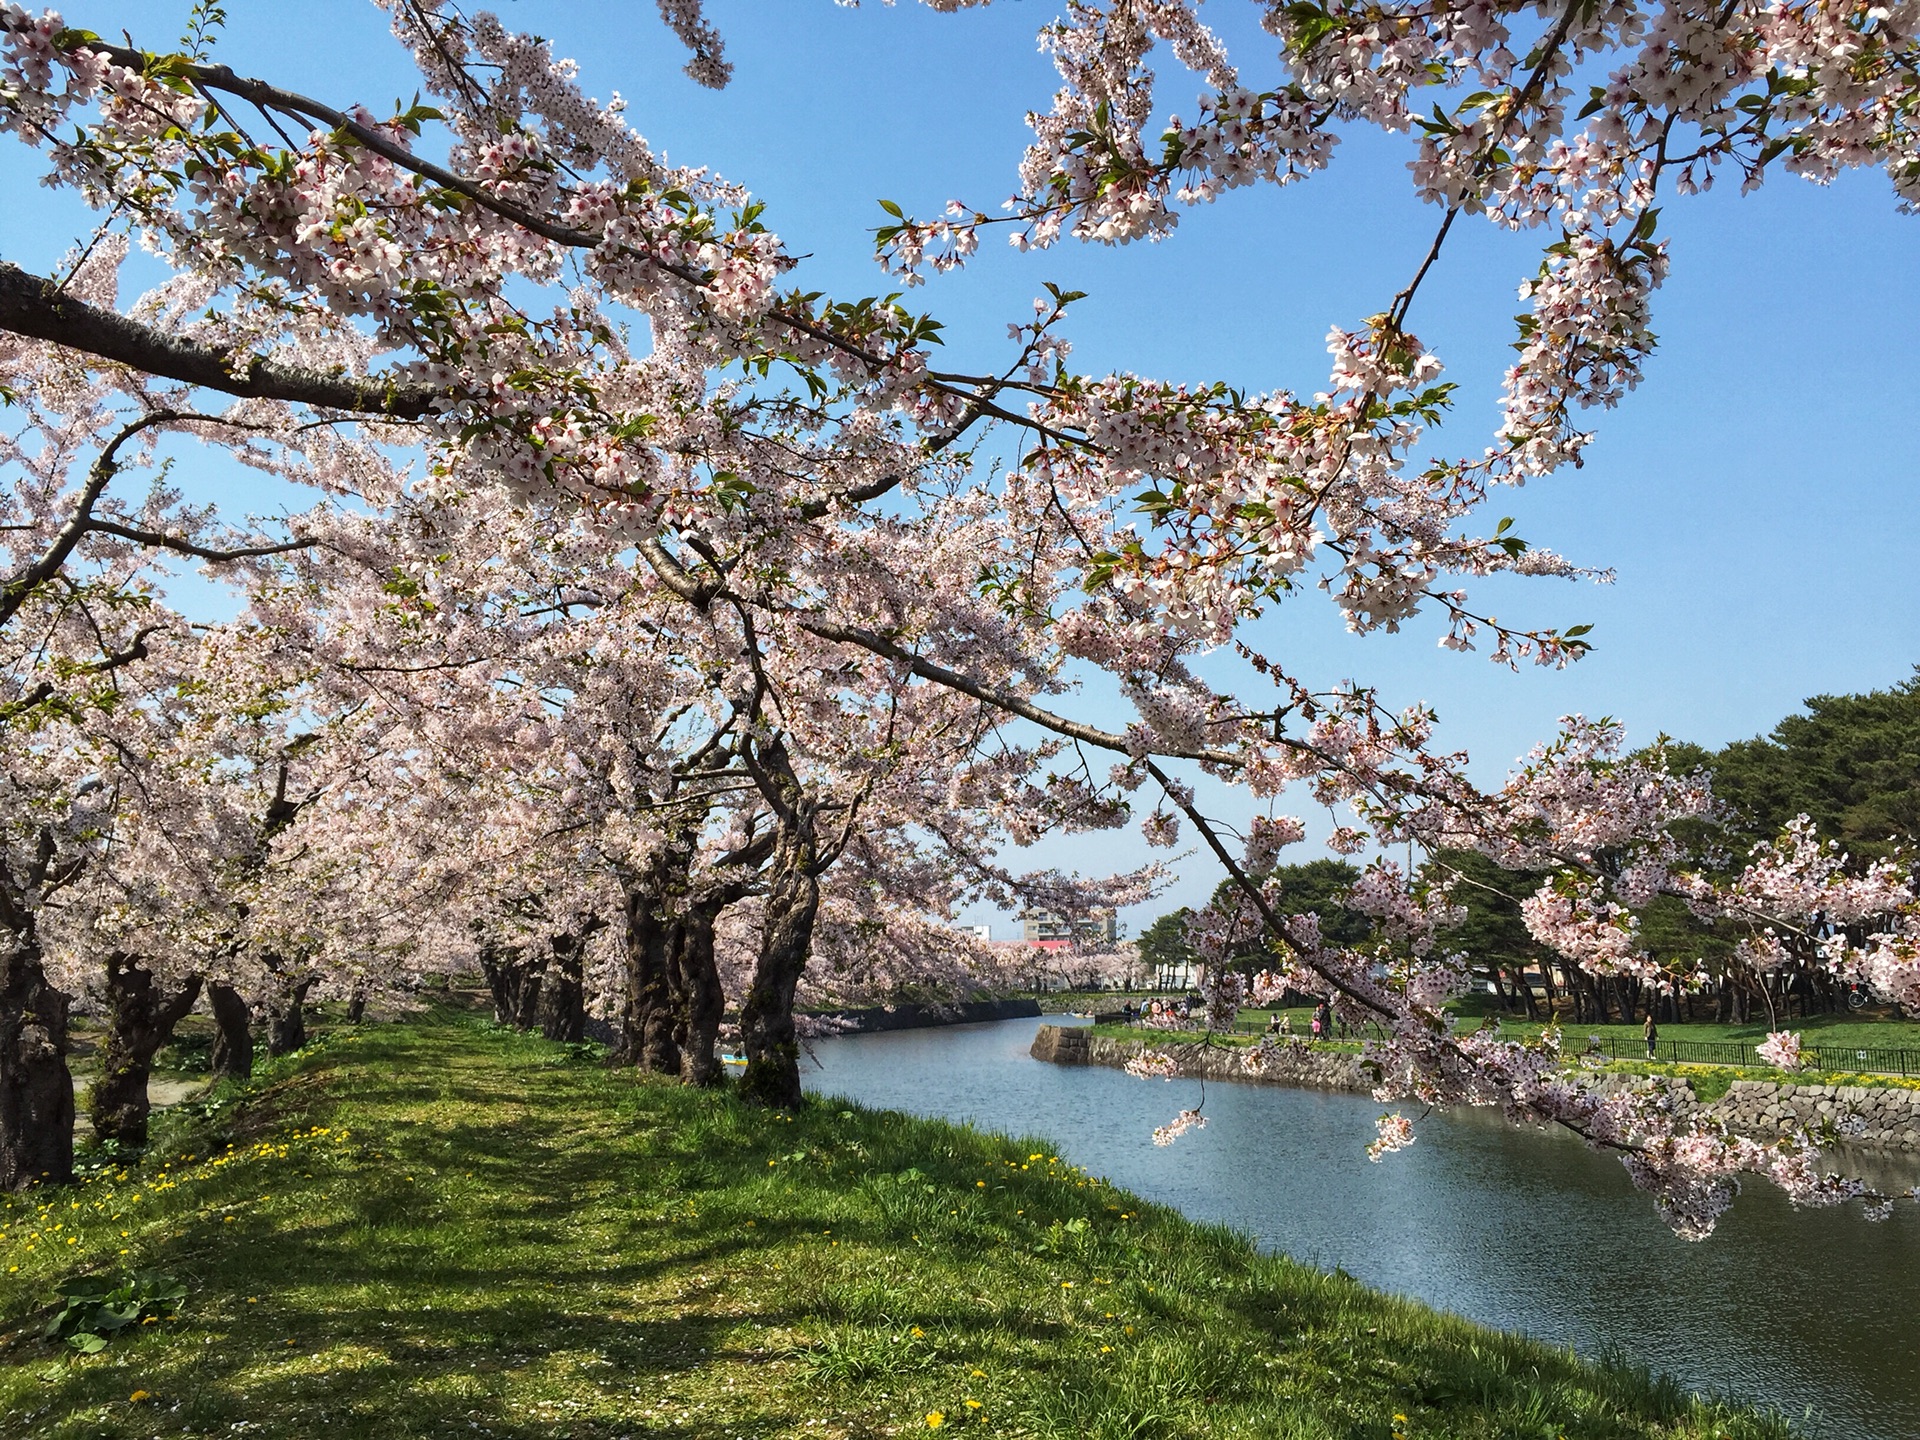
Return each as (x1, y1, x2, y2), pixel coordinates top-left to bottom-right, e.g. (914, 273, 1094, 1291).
(1087, 1002, 1920, 1087)
(1445, 1009, 1920, 1053)
(0, 1021, 1792, 1439)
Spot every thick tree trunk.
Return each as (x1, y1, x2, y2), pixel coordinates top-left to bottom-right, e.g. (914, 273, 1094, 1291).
(538, 931, 586, 1044)
(739, 744, 821, 1111)
(480, 942, 546, 1029)
(510, 955, 544, 1030)
(346, 986, 367, 1024)
(738, 863, 818, 1108)
(671, 899, 728, 1087)
(208, 981, 254, 1079)
(266, 976, 313, 1056)
(0, 935, 74, 1189)
(91, 955, 203, 1150)
(617, 884, 682, 1074)
(480, 942, 513, 1024)
(616, 842, 693, 1075)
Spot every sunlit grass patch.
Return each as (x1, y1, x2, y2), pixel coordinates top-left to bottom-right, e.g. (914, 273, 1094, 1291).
(1, 1019, 1793, 1438)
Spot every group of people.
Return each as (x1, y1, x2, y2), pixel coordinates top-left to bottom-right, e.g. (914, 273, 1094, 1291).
(1123, 998, 1194, 1024)
(1262, 1001, 1336, 1042)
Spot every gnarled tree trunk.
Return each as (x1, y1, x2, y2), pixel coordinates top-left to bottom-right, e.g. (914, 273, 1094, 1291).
(266, 975, 313, 1056)
(480, 940, 547, 1029)
(739, 741, 821, 1110)
(511, 957, 545, 1030)
(670, 898, 729, 1087)
(207, 981, 254, 1079)
(90, 954, 202, 1149)
(618, 879, 683, 1074)
(538, 929, 588, 1043)
(0, 935, 74, 1189)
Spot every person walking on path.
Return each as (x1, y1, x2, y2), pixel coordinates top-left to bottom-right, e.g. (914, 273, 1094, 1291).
(1644, 1010, 1659, 1060)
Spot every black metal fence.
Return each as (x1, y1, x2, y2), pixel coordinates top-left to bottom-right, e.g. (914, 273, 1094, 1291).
(1581, 1035, 1920, 1078)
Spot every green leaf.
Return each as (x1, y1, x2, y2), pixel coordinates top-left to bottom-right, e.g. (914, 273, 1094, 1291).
(1283, 3, 1340, 54)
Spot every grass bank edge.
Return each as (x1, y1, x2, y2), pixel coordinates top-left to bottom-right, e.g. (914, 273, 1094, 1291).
(4, 1020, 1793, 1439)
(1081, 1024, 1920, 1101)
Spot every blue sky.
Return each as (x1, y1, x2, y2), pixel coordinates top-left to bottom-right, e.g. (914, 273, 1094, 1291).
(5, 1, 1916, 929)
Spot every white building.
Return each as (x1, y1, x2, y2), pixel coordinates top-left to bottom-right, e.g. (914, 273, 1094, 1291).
(1020, 910, 1119, 949)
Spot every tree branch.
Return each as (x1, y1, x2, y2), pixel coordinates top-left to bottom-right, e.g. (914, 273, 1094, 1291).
(0, 262, 439, 416)
(81, 520, 316, 563)
(0, 410, 175, 631)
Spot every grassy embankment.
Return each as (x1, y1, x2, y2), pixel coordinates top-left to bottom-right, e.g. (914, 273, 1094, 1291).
(1087, 1007, 1920, 1104)
(3, 1021, 1795, 1440)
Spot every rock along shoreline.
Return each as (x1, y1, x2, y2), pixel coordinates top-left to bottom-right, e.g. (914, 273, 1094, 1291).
(1030, 1024, 1920, 1153)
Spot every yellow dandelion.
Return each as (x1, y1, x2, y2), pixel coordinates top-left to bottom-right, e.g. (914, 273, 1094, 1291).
(926, 1411, 946, 1429)
(128, 1391, 151, 1404)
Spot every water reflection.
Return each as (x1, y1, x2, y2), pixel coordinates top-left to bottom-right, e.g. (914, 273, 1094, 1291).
(806, 1017, 1920, 1440)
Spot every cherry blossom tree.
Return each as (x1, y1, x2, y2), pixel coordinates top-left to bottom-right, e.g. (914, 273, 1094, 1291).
(0, 246, 328, 1182)
(0, 0, 1913, 1232)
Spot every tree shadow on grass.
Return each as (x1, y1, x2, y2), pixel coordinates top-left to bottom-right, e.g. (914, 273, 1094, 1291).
(1, 1025, 1796, 1440)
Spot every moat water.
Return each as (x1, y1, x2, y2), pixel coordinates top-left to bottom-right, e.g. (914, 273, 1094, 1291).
(807, 1016, 1920, 1440)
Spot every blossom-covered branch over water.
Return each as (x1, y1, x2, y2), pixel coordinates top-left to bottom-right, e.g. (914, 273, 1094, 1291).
(0, 0, 1914, 1235)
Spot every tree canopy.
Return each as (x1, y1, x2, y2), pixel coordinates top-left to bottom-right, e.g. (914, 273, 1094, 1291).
(1668, 669, 1920, 860)
(1, 0, 1917, 1238)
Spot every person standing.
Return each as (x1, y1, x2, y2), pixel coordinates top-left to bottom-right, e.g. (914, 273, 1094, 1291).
(1644, 1009, 1659, 1060)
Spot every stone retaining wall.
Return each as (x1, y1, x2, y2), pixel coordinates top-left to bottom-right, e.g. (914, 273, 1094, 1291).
(1030, 1025, 1371, 1093)
(1708, 1079, 1920, 1152)
(1034, 1026, 1920, 1151)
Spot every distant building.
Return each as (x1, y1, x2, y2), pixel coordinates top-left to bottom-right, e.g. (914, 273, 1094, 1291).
(1154, 955, 1198, 991)
(1020, 909, 1118, 951)
(961, 923, 991, 942)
